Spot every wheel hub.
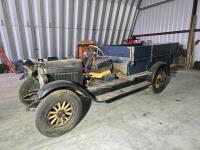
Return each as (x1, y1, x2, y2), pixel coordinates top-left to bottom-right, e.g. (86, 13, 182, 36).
(57, 110, 65, 118)
(155, 72, 166, 89)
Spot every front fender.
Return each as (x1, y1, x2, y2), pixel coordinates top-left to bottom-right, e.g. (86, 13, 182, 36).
(37, 80, 98, 102)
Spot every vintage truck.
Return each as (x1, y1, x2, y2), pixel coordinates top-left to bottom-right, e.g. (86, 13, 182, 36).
(19, 42, 179, 137)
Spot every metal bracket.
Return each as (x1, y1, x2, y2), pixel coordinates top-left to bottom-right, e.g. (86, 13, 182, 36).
(129, 47, 135, 66)
(150, 44, 153, 62)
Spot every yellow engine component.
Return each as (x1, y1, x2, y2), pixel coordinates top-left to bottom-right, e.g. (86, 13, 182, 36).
(89, 70, 111, 79)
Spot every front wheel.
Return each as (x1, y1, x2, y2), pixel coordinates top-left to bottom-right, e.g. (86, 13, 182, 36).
(152, 68, 169, 93)
(35, 90, 82, 137)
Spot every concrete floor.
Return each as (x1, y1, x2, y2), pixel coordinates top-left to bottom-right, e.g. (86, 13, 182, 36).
(0, 70, 200, 150)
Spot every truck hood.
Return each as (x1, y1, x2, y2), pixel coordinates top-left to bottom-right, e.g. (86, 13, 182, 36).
(39, 59, 83, 74)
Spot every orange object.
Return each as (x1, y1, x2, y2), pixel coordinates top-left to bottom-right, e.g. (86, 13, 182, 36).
(78, 45, 90, 60)
(78, 40, 96, 45)
(78, 41, 96, 61)
(0, 48, 16, 74)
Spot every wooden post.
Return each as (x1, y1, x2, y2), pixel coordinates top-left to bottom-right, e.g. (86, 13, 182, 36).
(186, 0, 198, 70)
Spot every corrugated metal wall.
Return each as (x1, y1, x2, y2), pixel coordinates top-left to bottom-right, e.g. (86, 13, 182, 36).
(0, 0, 140, 62)
(134, 0, 193, 49)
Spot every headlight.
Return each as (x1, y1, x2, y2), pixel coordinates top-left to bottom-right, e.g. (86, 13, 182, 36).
(27, 68, 32, 77)
(38, 74, 48, 87)
(38, 67, 45, 75)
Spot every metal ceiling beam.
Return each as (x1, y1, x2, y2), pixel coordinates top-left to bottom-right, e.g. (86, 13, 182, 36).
(139, 0, 174, 11)
(132, 29, 200, 37)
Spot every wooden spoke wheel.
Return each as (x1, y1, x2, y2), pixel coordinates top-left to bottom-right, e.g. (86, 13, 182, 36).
(35, 90, 82, 137)
(48, 101, 73, 128)
(152, 68, 169, 93)
(155, 72, 166, 89)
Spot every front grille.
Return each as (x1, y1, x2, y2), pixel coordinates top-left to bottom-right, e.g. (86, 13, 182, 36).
(54, 72, 83, 85)
(54, 72, 77, 80)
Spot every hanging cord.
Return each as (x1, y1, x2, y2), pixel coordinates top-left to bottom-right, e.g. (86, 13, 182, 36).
(88, 45, 104, 56)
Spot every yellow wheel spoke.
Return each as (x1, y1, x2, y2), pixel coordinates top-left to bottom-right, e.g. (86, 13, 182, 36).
(48, 111, 57, 115)
(65, 107, 72, 112)
(64, 117, 69, 121)
(53, 106, 58, 111)
(64, 103, 70, 109)
(57, 102, 61, 109)
(60, 118, 64, 125)
(56, 118, 60, 126)
(49, 114, 57, 120)
(65, 112, 72, 116)
(51, 117, 57, 125)
(62, 101, 66, 108)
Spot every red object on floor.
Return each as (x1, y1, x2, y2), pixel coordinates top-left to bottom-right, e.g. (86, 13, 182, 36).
(0, 48, 16, 74)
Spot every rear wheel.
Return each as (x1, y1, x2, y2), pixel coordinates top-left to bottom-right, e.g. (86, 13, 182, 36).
(152, 68, 169, 93)
(19, 77, 39, 106)
(35, 90, 82, 137)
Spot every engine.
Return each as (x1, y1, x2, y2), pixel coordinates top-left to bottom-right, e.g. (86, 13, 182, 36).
(37, 59, 84, 87)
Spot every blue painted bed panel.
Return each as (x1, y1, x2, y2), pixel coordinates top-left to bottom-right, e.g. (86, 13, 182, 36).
(128, 46, 152, 75)
(100, 45, 152, 75)
(100, 46, 130, 57)
(134, 46, 151, 62)
(127, 62, 146, 75)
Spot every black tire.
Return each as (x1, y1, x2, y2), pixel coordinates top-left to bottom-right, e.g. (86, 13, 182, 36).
(35, 90, 82, 137)
(152, 68, 169, 94)
(19, 77, 39, 106)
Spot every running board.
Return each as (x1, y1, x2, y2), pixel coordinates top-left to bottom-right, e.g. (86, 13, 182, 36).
(95, 81, 151, 103)
(88, 71, 151, 96)
(127, 71, 151, 80)
(88, 78, 149, 96)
